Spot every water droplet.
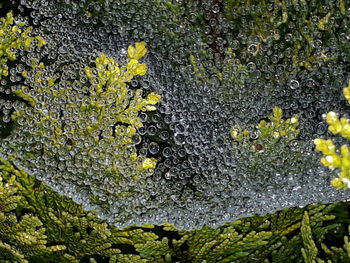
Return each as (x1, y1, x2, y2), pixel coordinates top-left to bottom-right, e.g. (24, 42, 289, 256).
(149, 142, 159, 154)
(290, 80, 299, 89)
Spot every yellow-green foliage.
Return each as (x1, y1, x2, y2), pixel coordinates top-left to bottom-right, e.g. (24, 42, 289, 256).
(83, 42, 159, 129)
(301, 211, 318, 263)
(0, 159, 175, 262)
(320, 224, 350, 262)
(230, 106, 301, 177)
(2, 7, 350, 263)
(314, 80, 350, 189)
(222, 0, 342, 70)
(2, 158, 350, 262)
(189, 54, 207, 79)
(189, 47, 249, 101)
(256, 106, 299, 143)
(0, 12, 45, 80)
(0, 9, 161, 235)
(223, 0, 288, 42)
(219, 48, 248, 84)
(0, 161, 66, 262)
(231, 106, 299, 149)
(170, 204, 339, 263)
(9, 41, 160, 197)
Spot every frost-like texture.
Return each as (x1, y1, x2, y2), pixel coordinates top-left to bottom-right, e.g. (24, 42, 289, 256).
(0, 12, 45, 81)
(0, 0, 350, 229)
(1, 38, 161, 225)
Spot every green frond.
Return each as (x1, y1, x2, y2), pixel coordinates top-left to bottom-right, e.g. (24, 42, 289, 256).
(301, 211, 318, 263)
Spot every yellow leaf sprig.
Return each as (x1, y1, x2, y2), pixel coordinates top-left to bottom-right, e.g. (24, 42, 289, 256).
(231, 106, 300, 148)
(314, 80, 350, 189)
(11, 42, 160, 187)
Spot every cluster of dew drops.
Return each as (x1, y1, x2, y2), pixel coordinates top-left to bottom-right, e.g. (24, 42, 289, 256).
(0, 0, 349, 229)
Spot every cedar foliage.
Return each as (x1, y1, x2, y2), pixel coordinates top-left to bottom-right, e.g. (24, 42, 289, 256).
(1, 1, 350, 262)
(2, 158, 350, 262)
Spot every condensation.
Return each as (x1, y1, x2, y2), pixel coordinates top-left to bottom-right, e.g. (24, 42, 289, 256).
(0, 0, 349, 229)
